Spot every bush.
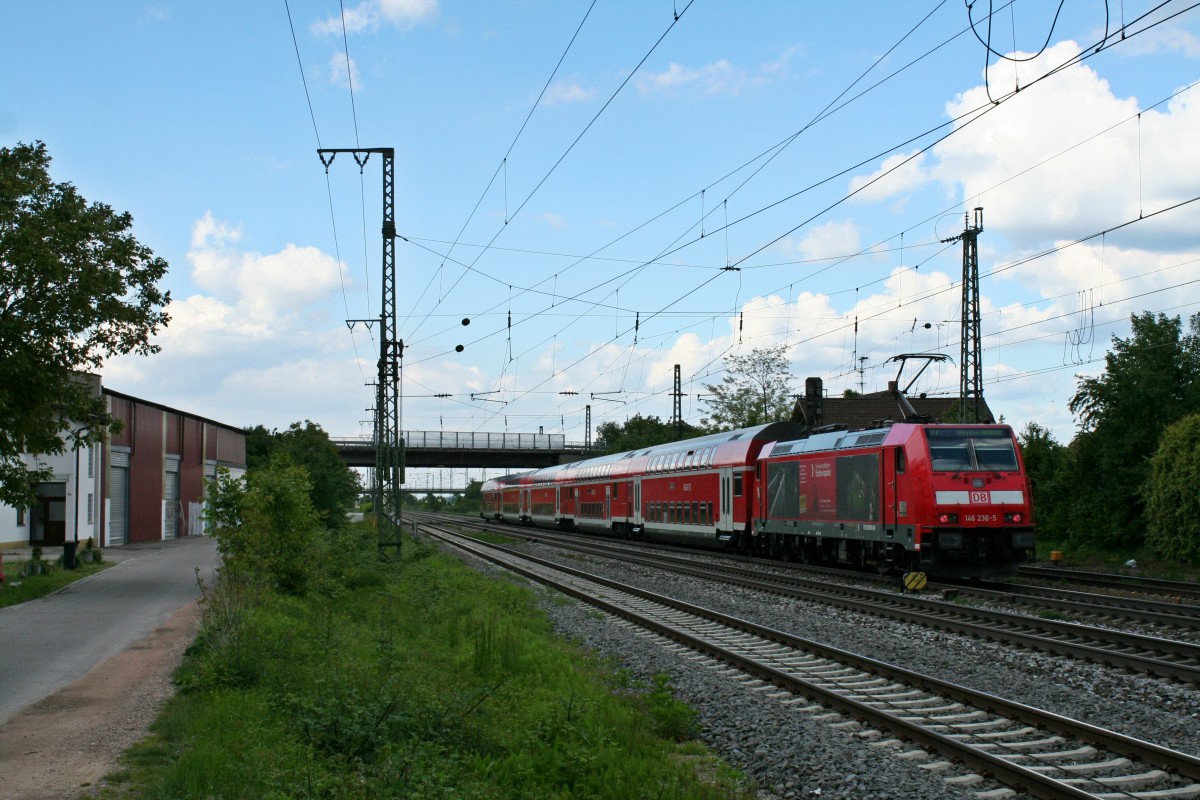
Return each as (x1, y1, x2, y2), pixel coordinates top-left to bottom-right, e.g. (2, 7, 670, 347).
(205, 460, 322, 594)
(1143, 413, 1200, 564)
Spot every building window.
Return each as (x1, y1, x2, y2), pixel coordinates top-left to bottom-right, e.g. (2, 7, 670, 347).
(87, 445, 94, 478)
(87, 493, 94, 524)
(16, 507, 25, 526)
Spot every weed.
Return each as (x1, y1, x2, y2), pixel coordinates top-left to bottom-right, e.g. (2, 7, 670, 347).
(111, 528, 747, 799)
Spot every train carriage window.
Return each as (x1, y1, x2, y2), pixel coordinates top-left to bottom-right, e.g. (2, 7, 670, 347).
(733, 472, 743, 497)
(682, 502, 690, 524)
(691, 501, 699, 524)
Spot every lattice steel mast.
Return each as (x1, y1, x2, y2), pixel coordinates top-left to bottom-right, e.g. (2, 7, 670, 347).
(953, 207, 988, 422)
(318, 147, 404, 555)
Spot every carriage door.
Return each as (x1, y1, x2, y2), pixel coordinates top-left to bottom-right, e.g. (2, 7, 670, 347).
(889, 446, 911, 547)
(555, 487, 561, 522)
(605, 484, 612, 521)
(718, 467, 734, 532)
(521, 488, 530, 520)
(633, 480, 642, 528)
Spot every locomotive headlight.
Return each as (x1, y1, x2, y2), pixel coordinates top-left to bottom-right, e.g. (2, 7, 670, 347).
(937, 513, 959, 524)
(937, 532, 963, 549)
(1005, 512, 1024, 523)
(1012, 532, 1035, 548)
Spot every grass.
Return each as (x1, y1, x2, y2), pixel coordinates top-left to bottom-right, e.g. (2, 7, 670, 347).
(98, 525, 757, 799)
(0, 553, 110, 609)
(1034, 540, 1200, 582)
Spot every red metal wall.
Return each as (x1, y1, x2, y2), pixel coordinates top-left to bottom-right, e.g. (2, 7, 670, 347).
(128, 403, 165, 544)
(103, 390, 247, 545)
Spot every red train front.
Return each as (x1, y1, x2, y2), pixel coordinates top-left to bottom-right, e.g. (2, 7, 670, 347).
(754, 423, 1035, 577)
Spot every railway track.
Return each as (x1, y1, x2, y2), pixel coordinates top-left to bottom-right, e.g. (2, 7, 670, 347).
(1017, 566, 1200, 605)
(420, 519, 1200, 800)
(414, 514, 1200, 683)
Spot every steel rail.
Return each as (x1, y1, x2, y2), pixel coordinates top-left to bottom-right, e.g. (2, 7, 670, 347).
(421, 522, 1200, 800)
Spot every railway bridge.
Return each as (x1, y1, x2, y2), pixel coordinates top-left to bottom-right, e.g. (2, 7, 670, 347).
(332, 431, 589, 471)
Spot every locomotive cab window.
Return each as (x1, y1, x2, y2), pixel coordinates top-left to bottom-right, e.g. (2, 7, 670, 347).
(926, 427, 1018, 472)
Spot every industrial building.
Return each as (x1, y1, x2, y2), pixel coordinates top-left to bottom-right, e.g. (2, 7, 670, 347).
(0, 382, 247, 549)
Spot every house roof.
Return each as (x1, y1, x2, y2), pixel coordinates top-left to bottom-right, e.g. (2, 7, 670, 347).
(796, 391, 997, 431)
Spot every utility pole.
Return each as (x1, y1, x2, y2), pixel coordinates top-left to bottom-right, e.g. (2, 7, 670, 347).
(672, 364, 683, 439)
(943, 207, 989, 423)
(319, 147, 404, 556)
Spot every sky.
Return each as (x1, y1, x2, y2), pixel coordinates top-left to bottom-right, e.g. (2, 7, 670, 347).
(4, 1, 1200, 491)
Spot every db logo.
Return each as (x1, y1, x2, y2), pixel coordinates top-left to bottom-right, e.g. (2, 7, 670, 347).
(970, 491, 989, 503)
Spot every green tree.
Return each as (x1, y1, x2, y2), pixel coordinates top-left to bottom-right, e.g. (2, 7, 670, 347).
(700, 344, 794, 430)
(446, 480, 483, 514)
(204, 462, 321, 594)
(0, 141, 170, 507)
(1067, 312, 1200, 547)
(1143, 413, 1200, 564)
(242, 420, 361, 528)
(595, 413, 705, 455)
(1017, 422, 1072, 539)
(243, 423, 274, 471)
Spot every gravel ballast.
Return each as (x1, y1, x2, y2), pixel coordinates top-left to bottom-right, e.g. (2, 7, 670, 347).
(448, 536, 1200, 799)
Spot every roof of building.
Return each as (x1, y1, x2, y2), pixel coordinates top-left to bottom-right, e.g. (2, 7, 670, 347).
(102, 387, 246, 435)
(797, 391, 997, 431)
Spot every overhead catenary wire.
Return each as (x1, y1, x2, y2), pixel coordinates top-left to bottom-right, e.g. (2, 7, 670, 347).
(283, 0, 372, 385)
(369, 3, 1197, 440)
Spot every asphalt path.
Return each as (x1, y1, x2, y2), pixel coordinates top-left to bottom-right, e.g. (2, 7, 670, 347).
(0, 536, 220, 725)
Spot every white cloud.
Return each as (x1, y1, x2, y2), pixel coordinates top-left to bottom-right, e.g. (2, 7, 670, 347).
(848, 151, 930, 203)
(791, 219, 862, 263)
(187, 212, 345, 316)
(103, 217, 362, 432)
(932, 41, 1146, 243)
(845, 40, 1200, 255)
(541, 212, 567, 230)
(329, 51, 361, 90)
(636, 44, 801, 97)
(543, 80, 593, 105)
(1108, 22, 1200, 57)
(311, 0, 437, 36)
(636, 59, 749, 97)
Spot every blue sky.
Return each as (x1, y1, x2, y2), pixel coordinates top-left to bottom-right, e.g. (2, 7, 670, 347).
(4, 1, 1200, 487)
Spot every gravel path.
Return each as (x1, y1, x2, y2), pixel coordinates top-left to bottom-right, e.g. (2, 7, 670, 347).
(0, 601, 202, 800)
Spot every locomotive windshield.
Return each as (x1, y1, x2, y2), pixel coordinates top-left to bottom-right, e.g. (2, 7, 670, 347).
(925, 427, 1018, 472)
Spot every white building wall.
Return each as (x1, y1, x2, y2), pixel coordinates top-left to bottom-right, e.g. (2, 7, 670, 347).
(0, 430, 104, 548)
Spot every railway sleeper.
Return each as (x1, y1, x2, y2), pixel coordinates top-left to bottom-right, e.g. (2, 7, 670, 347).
(1022, 757, 1132, 775)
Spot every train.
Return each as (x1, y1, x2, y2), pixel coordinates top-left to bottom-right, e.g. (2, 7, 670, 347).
(481, 414, 1036, 579)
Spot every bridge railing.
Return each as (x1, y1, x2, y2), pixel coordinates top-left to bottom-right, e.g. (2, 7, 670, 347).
(333, 431, 571, 451)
